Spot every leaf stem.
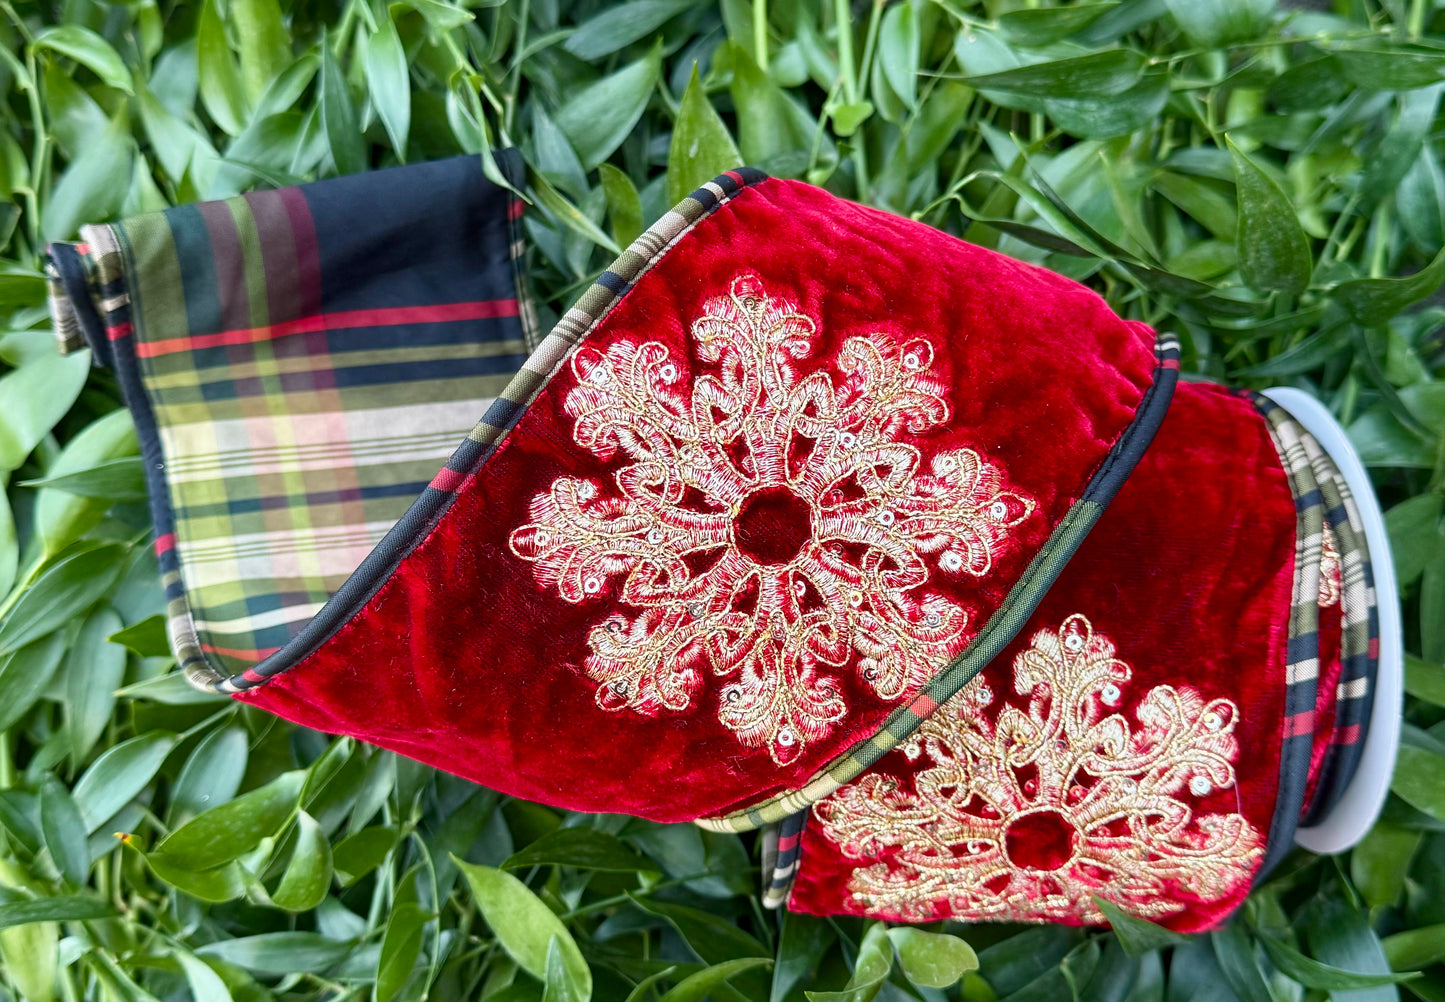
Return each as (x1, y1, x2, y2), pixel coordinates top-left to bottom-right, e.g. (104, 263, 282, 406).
(753, 0, 768, 72)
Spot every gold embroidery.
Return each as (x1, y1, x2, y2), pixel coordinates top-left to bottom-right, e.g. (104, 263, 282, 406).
(509, 274, 1035, 764)
(814, 615, 1264, 923)
(1319, 524, 1341, 609)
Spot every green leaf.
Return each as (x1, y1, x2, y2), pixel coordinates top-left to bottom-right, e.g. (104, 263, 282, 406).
(72, 731, 176, 833)
(1333, 243, 1445, 326)
(1383, 924, 1445, 970)
(0, 632, 67, 733)
(1351, 822, 1423, 908)
(197, 0, 249, 135)
(270, 811, 332, 911)
(598, 163, 643, 246)
(1228, 137, 1312, 296)
(0, 545, 126, 655)
(1094, 897, 1191, 956)
(32, 408, 139, 558)
(531, 171, 621, 254)
(106, 614, 171, 659)
(454, 859, 592, 999)
(0, 351, 91, 472)
(771, 911, 834, 1002)
(1046, 71, 1170, 141)
(197, 933, 352, 976)
(554, 43, 662, 169)
(544, 936, 587, 1002)
(887, 928, 978, 988)
(1391, 735, 1445, 821)
(137, 847, 248, 903)
(632, 896, 771, 965)
(1163, 0, 1274, 47)
(40, 784, 90, 886)
(365, 16, 410, 158)
(20, 457, 147, 500)
(563, 0, 699, 60)
(805, 921, 891, 1002)
(0, 487, 15, 599)
(43, 107, 136, 241)
(63, 607, 127, 765)
(230, 0, 289, 106)
(320, 43, 364, 175)
(31, 26, 133, 93)
(667, 65, 742, 207)
(877, 2, 918, 110)
(1407, 653, 1445, 706)
(155, 770, 304, 870)
(728, 41, 827, 173)
(0, 896, 114, 929)
(173, 952, 233, 1002)
(831, 101, 873, 137)
(959, 50, 1146, 98)
(333, 825, 398, 885)
(376, 900, 428, 1002)
(171, 726, 249, 819)
(1209, 923, 1272, 1002)
(1257, 935, 1418, 989)
(1326, 40, 1445, 92)
(658, 958, 772, 1002)
(115, 672, 229, 705)
(997, 4, 1120, 45)
(503, 826, 656, 873)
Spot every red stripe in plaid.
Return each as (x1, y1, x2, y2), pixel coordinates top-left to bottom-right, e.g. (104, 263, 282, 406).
(778, 831, 802, 851)
(107, 322, 133, 340)
(1333, 724, 1361, 744)
(204, 642, 283, 660)
(134, 300, 521, 357)
(908, 695, 939, 717)
(154, 532, 176, 554)
(1284, 710, 1315, 738)
(282, 186, 323, 316)
(430, 467, 467, 492)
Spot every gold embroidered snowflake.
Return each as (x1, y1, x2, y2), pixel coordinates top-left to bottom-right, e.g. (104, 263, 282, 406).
(508, 274, 1034, 764)
(814, 615, 1264, 924)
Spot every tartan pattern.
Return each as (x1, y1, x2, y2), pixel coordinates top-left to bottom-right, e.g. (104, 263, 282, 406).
(1297, 431, 1378, 823)
(696, 334, 1183, 834)
(46, 156, 531, 686)
(209, 167, 770, 692)
(1251, 397, 1378, 847)
(760, 810, 809, 908)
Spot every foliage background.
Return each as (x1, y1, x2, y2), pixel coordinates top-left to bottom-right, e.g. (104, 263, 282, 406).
(0, 0, 1444, 999)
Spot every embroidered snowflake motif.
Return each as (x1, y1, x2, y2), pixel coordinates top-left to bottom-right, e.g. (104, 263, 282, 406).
(508, 274, 1034, 764)
(814, 615, 1264, 923)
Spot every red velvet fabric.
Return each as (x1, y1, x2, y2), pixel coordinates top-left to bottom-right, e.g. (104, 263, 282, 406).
(787, 383, 1297, 933)
(238, 177, 1158, 822)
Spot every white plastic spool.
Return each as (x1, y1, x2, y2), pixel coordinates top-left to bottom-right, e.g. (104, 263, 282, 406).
(1261, 387, 1402, 854)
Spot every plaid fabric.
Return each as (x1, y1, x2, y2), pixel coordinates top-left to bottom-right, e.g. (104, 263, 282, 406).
(211, 166, 770, 692)
(47, 155, 532, 682)
(1249, 394, 1379, 877)
(760, 810, 809, 908)
(1298, 433, 1378, 823)
(1252, 397, 1379, 837)
(697, 334, 1184, 834)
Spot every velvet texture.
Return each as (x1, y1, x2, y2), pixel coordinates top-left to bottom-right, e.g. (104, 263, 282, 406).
(239, 177, 1159, 822)
(787, 382, 1297, 933)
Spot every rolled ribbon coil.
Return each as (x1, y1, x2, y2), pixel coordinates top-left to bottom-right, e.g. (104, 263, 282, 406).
(44, 162, 1397, 933)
